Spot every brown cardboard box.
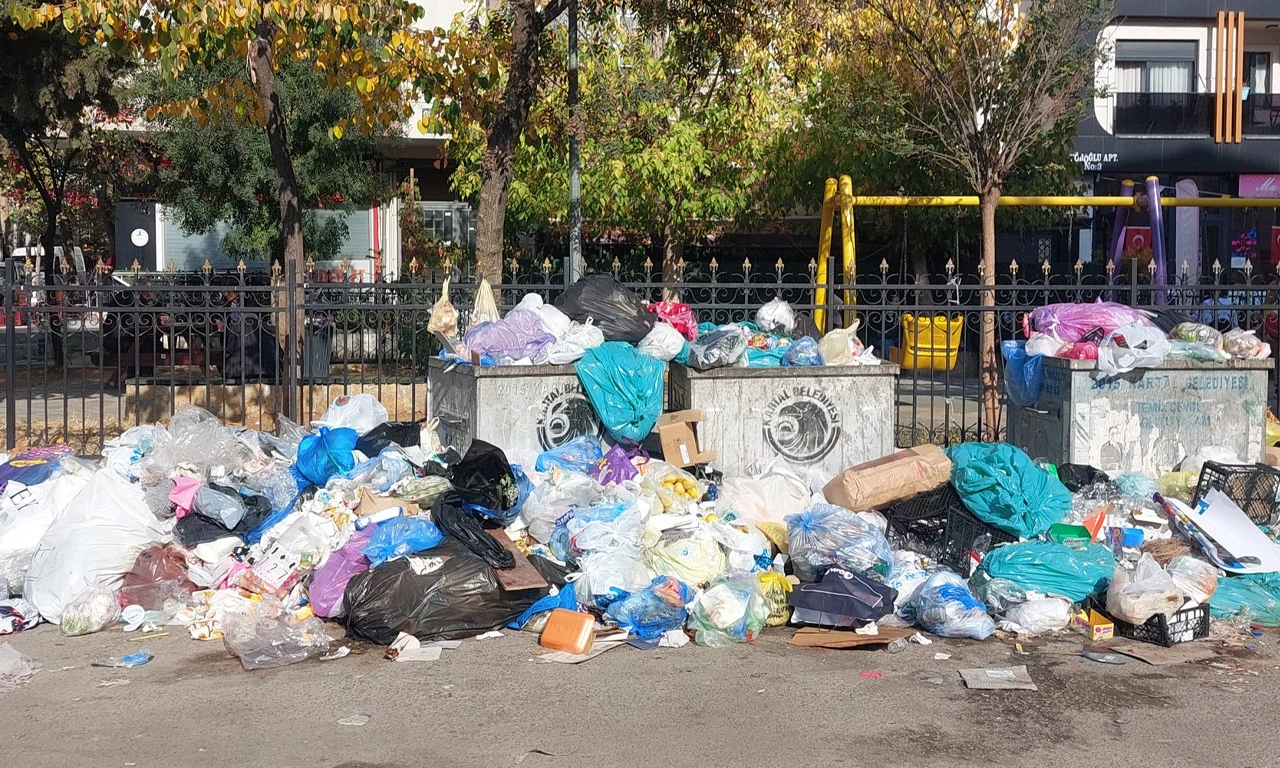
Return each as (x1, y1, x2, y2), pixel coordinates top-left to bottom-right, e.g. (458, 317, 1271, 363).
(656, 410, 717, 468)
(356, 489, 419, 518)
(821, 444, 951, 511)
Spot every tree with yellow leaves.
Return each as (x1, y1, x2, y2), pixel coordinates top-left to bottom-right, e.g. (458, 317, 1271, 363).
(12, 0, 428, 275)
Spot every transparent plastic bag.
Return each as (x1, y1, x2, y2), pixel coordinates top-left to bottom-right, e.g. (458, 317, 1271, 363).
(535, 436, 605, 474)
(221, 598, 332, 670)
(1098, 323, 1171, 376)
(688, 572, 769, 647)
(687, 328, 747, 371)
(60, 586, 121, 636)
(472, 278, 501, 326)
(574, 549, 652, 608)
(535, 320, 605, 365)
(1156, 471, 1197, 503)
(427, 277, 460, 339)
(648, 534, 727, 586)
(757, 571, 793, 626)
(781, 336, 823, 367)
(566, 500, 647, 557)
(785, 503, 894, 582)
(522, 471, 604, 545)
(603, 575, 694, 639)
(1107, 553, 1185, 625)
(1166, 555, 1218, 604)
(1224, 328, 1271, 360)
(756, 298, 797, 335)
(911, 571, 995, 640)
(461, 309, 555, 365)
(817, 326, 866, 366)
(1171, 322, 1223, 348)
(1001, 596, 1073, 635)
(642, 461, 705, 514)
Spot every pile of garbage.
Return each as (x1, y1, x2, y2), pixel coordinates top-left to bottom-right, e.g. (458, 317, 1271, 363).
(2, 392, 1279, 670)
(431, 275, 878, 370)
(1005, 300, 1271, 407)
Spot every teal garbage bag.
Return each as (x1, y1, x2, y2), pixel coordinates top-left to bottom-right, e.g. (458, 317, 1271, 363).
(947, 442, 1071, 537)
(1210, 573, 1280, 626)
(295, 426, 358, 487)
(575, 342, 665, 443)
(972, 541, 1115, 603)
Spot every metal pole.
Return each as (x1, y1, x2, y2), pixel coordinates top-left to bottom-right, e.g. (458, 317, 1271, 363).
(5, 257, 15, 450)
(566, 0, 583, 285)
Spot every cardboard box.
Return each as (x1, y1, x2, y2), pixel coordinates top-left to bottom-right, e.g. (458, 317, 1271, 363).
(1267, 447, 1280, 468)
(356, 489, 419, 518)
(656, 409, 717, 468)
(1072, 608, 1114, 643)
(821, 444, 952, 511)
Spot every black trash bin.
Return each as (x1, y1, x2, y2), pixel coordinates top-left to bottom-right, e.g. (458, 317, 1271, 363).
(302, 319, 333, 382)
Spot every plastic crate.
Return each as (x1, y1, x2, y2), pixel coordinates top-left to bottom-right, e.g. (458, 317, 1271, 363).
(1194, 461, 1280, 525)
(885, 486, 1018, 573)
(1092, 598, 1210, 647)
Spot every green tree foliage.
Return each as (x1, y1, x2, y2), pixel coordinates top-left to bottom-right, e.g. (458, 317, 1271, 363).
(141, 61, 393, 264)
(0, 1, 128, 273)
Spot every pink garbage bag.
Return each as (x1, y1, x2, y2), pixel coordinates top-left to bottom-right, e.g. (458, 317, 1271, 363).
(461, 309, 556, 364)
(309, 525, 377, 618)
(1024, 301, 1157, 343)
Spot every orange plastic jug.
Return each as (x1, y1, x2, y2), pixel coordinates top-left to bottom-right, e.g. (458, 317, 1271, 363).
(539, 609, 596, 655)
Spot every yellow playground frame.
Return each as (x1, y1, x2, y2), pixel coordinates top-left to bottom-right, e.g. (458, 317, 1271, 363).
(815, 173, 1280, 333)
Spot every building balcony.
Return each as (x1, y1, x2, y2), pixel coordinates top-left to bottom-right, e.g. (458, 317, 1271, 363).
(1114, 92, 1211, 136)
(1242, 94, 1280, 137)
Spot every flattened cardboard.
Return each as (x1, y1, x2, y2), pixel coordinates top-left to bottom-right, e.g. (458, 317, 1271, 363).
(356, 489, 419, 518)
(1106, 639, 1220, 666)
(656, 409, 717, 468)
(788, 625, 914, 649)
(959, 665, 1038, 691)
(822, 444, 951, 511)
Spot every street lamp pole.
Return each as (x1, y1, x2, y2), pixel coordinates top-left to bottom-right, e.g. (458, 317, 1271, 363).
(567, 0, 583, 284)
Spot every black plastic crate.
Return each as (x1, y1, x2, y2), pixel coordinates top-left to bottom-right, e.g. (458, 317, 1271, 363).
(1194, 461, 1280, 525)
(1091, 598, 1210, 647)
(885, 485, 1018, 573)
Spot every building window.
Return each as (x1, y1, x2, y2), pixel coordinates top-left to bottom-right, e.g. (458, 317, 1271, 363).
(1115, 41, 1197, 93)
(1246, 52, 1270, 95)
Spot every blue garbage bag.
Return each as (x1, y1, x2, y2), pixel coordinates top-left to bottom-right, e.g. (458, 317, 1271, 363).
(781, 336, 824, 367)
(461, 463, 534, 525)
(510, 581, 579, 630)
(1001, 340, 1044, 408)
(295, 426, 358, 487)
(912, 571, 995, 640)
(575, 342, 665, 443)
(535, 435, 605, 474)
(362, 516, 445, 568)
(604, 576, 695, 640)
(947, 442, 1071, 538)
(973, 540, 1115, 603)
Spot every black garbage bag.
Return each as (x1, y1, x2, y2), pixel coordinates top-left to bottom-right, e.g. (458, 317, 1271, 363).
(1056, 463, 1117, 494)
(174, 488, 275, 547)
(450, 440, 519, 512)
(553, 274, 654, 343)
(432, 492, 515, 570)
(788, 567, 897, 628)
(356, 421, 423, 457)
(343, 538, 545, 644)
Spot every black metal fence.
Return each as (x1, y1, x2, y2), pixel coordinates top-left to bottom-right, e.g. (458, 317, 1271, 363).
(5, 255, 1279, 455)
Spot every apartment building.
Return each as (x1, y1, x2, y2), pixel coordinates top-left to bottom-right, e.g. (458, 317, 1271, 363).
(1074, 1, 1280, 273)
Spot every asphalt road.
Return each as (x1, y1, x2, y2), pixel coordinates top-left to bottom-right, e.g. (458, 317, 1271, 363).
(2, 622, 1276, 768)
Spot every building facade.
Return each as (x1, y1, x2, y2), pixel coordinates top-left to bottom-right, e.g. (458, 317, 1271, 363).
(1073, 1, 1280, 274)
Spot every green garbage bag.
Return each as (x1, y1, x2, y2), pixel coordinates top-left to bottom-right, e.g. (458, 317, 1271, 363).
(575, 342, 665, 443)
(1210, 573, 1280, 626)
(972, 541, 1115, 603)
(947, 443, 1070, 538)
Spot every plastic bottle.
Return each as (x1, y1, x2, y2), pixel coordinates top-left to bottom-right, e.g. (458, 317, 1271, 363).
(886, 637, 909, 654)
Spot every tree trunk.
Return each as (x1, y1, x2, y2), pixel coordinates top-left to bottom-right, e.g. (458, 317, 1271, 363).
(40, 202, 64, 366)
(474, 0, 547, 286)
(249, 24, 304, 419)
(979, 188, 1000, 441)
(661, 222, 683, 301)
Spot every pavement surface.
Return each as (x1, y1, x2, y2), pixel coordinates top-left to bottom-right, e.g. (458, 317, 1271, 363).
(2, 621, 1277, 768)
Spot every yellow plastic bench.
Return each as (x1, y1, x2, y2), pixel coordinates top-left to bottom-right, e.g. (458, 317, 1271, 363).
(889, 313, 963, 372)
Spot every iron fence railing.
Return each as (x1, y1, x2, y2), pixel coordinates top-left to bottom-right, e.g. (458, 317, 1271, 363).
(5, 255, 1280, 455)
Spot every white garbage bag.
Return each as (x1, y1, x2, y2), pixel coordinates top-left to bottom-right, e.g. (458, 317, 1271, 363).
(24, 470, 171, 623)
(1098, 323, 1171, 376)
(638, 323, 687, 362)
(0, 473, 89, 596)
(313, 394, 389, 436)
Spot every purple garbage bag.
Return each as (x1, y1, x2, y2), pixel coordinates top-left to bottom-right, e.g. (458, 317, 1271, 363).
(461, 309, 556, 364)
(309, 524, 378, 618)
(1024, 301, 1157, 343)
